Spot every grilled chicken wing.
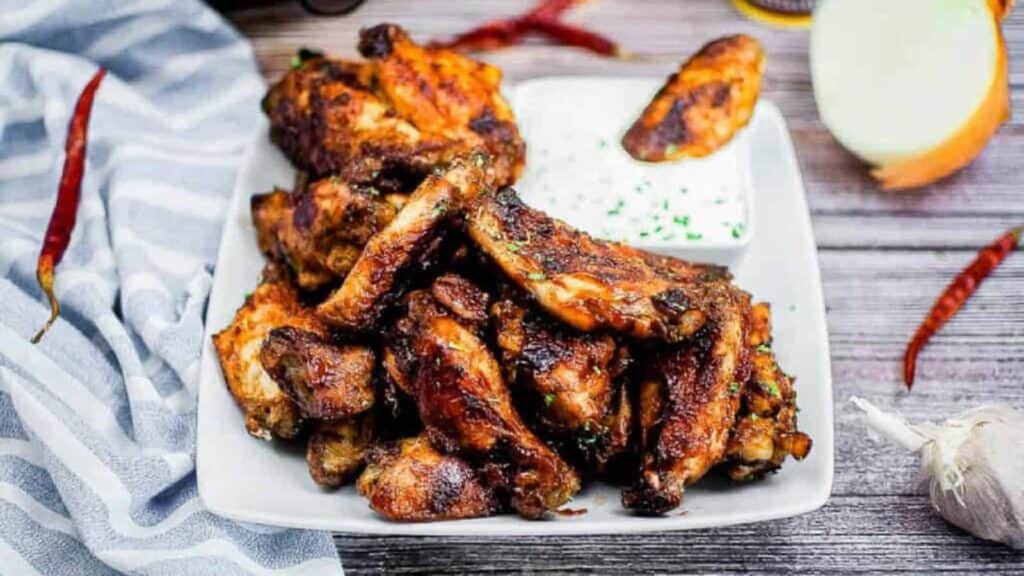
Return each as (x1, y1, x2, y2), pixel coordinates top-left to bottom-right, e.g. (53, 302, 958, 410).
(307, 415, 374, 488)
(622, 35, 764, 162)
(357, 436, 498, 521)
(251, 178, 401, 291)
(623, 282, 752, 514)
(316, 157, 490, 330)
(263, 24, 524, 187)
(260, 326, 375, 420)
(467, 187, 718, 342)
(212, 276, 327, 440)
(491, 297, 617, 436)
(388, 285, 580, 518)
(723, 303, 812, 480)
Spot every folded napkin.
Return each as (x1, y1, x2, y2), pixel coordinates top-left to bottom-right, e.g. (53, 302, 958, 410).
(0, 1, 343, 574)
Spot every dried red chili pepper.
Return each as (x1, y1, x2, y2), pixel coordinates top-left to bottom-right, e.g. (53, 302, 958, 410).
(903, 226, 1022, 389)
(31, 67, 106, 344)
(429, 0, 628, 58)
(528, 17, 627, 58)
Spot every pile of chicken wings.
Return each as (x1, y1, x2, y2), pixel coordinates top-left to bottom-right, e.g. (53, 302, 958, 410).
(214, 24, 811, 522)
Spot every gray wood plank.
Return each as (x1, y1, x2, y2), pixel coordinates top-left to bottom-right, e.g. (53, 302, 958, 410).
(221, 1, 1024, 573)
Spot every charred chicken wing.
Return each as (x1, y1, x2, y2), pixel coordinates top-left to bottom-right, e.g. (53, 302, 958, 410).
(316, 157, 490, 330)
(389, 286, 581, 519)
(491, 297, 617, 436)
(467, 187, 715, 342)
(622, 35, 764, 162)
(251, 177, 400, 291)
(623, 282, 752, 514)
(263, 24, 524, 186)
(307, 415, 374, 488)
(357, 436, 498, 521)
(723, 303, 812, 480)
(260, 326, 376, 420)
(212, 277, 327, 440)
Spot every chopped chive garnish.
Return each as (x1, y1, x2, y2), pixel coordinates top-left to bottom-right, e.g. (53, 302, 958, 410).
(662, 199, 669, 211)
(507, 241, 525, 253)
(756, 343, 771, 353)
(639, 231, 650, 238)
(528, 272, 547, 281)
(607, 199, 625, 216)
(543, 393, 556, 407)
(598, 139, 608, 148)
(686, 232, 703, 241)
(665, 143, 679, 156)
(653, 225, 663, 234)
(728, 382, 741, 393)
(731, 224, 745, 239)
(673, 215, 690, 227)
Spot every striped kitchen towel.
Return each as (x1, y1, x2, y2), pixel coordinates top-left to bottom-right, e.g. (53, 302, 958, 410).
(0, 1, 343, 574)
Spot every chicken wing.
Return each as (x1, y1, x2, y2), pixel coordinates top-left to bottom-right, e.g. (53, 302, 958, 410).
(357, 436, 498, 521)
(251, 177, 401, 291)
(307, 415, 374, 488)
(260, 326, 375, 420)
(263, 24, 524, 187)
(212, 276, 327, 440)
(388, 285, 580, 518)
(622, 35, 764, 162)
(316, 156, 490, 330)
(622, 282, 751, 514)
(723, 303, 812, 480)
(467, 187, 717, 341)
(491, 297, 617, 437)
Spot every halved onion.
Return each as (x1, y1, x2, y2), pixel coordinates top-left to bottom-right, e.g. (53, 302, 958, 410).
(810, 0, 1011, 190)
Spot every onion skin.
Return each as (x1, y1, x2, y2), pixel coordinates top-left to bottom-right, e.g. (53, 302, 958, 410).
(871, 2, 1010, 190)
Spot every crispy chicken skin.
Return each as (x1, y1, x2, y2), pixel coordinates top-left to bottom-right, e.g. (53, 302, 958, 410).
(467, 187, 715, 342)
(251, 178, 399, 291)
(212, 277, 327, 440)
(390, 286, 581, 518)
(262, 24, 524, 186)
(307, 416, 374, 488)
(260, 326, 376, 420)
(316, 157, 491, 330)
(724, 303, 812, 480)
(622, 35, 764, 162)
(357, 436, 498, 521)
(491, 298, 617, 435)
(623, 283, 752, 514)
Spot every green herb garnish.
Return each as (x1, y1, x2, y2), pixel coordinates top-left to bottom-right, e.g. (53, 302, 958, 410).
(543, 393, 556, 407)
(673, 215, 690, 227)
(607, 199, 625, 216)
(528, 272, 547, 281)
(686, 232, 703, 241)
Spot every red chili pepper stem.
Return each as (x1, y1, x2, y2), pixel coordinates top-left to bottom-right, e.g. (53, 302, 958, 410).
(31, 67, 106, 344)
(902, 225, 1021, 389)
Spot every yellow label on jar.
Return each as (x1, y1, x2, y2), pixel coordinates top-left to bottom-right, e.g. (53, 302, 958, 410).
(731, 0, 814, 28)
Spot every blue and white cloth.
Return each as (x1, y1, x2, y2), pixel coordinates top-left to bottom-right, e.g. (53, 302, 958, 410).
(0, 2, 343, 574)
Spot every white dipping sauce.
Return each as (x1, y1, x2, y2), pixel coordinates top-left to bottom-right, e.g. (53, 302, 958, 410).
(510, 77, 753, 248)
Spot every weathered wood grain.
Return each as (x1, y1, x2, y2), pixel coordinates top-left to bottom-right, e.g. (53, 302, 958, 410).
(223, 1, 1024, 573)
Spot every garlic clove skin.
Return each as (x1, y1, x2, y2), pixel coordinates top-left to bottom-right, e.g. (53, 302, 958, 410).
(851, 398, 1024, 550)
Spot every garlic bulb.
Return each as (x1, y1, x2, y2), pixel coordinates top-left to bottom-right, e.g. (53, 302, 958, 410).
(851, 397, 1024, 549)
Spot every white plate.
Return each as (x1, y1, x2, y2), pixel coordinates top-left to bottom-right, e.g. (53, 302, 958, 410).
(197, 88, 834, 535)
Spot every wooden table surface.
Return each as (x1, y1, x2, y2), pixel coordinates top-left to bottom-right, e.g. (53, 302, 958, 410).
(223, 1, 1024, 573)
